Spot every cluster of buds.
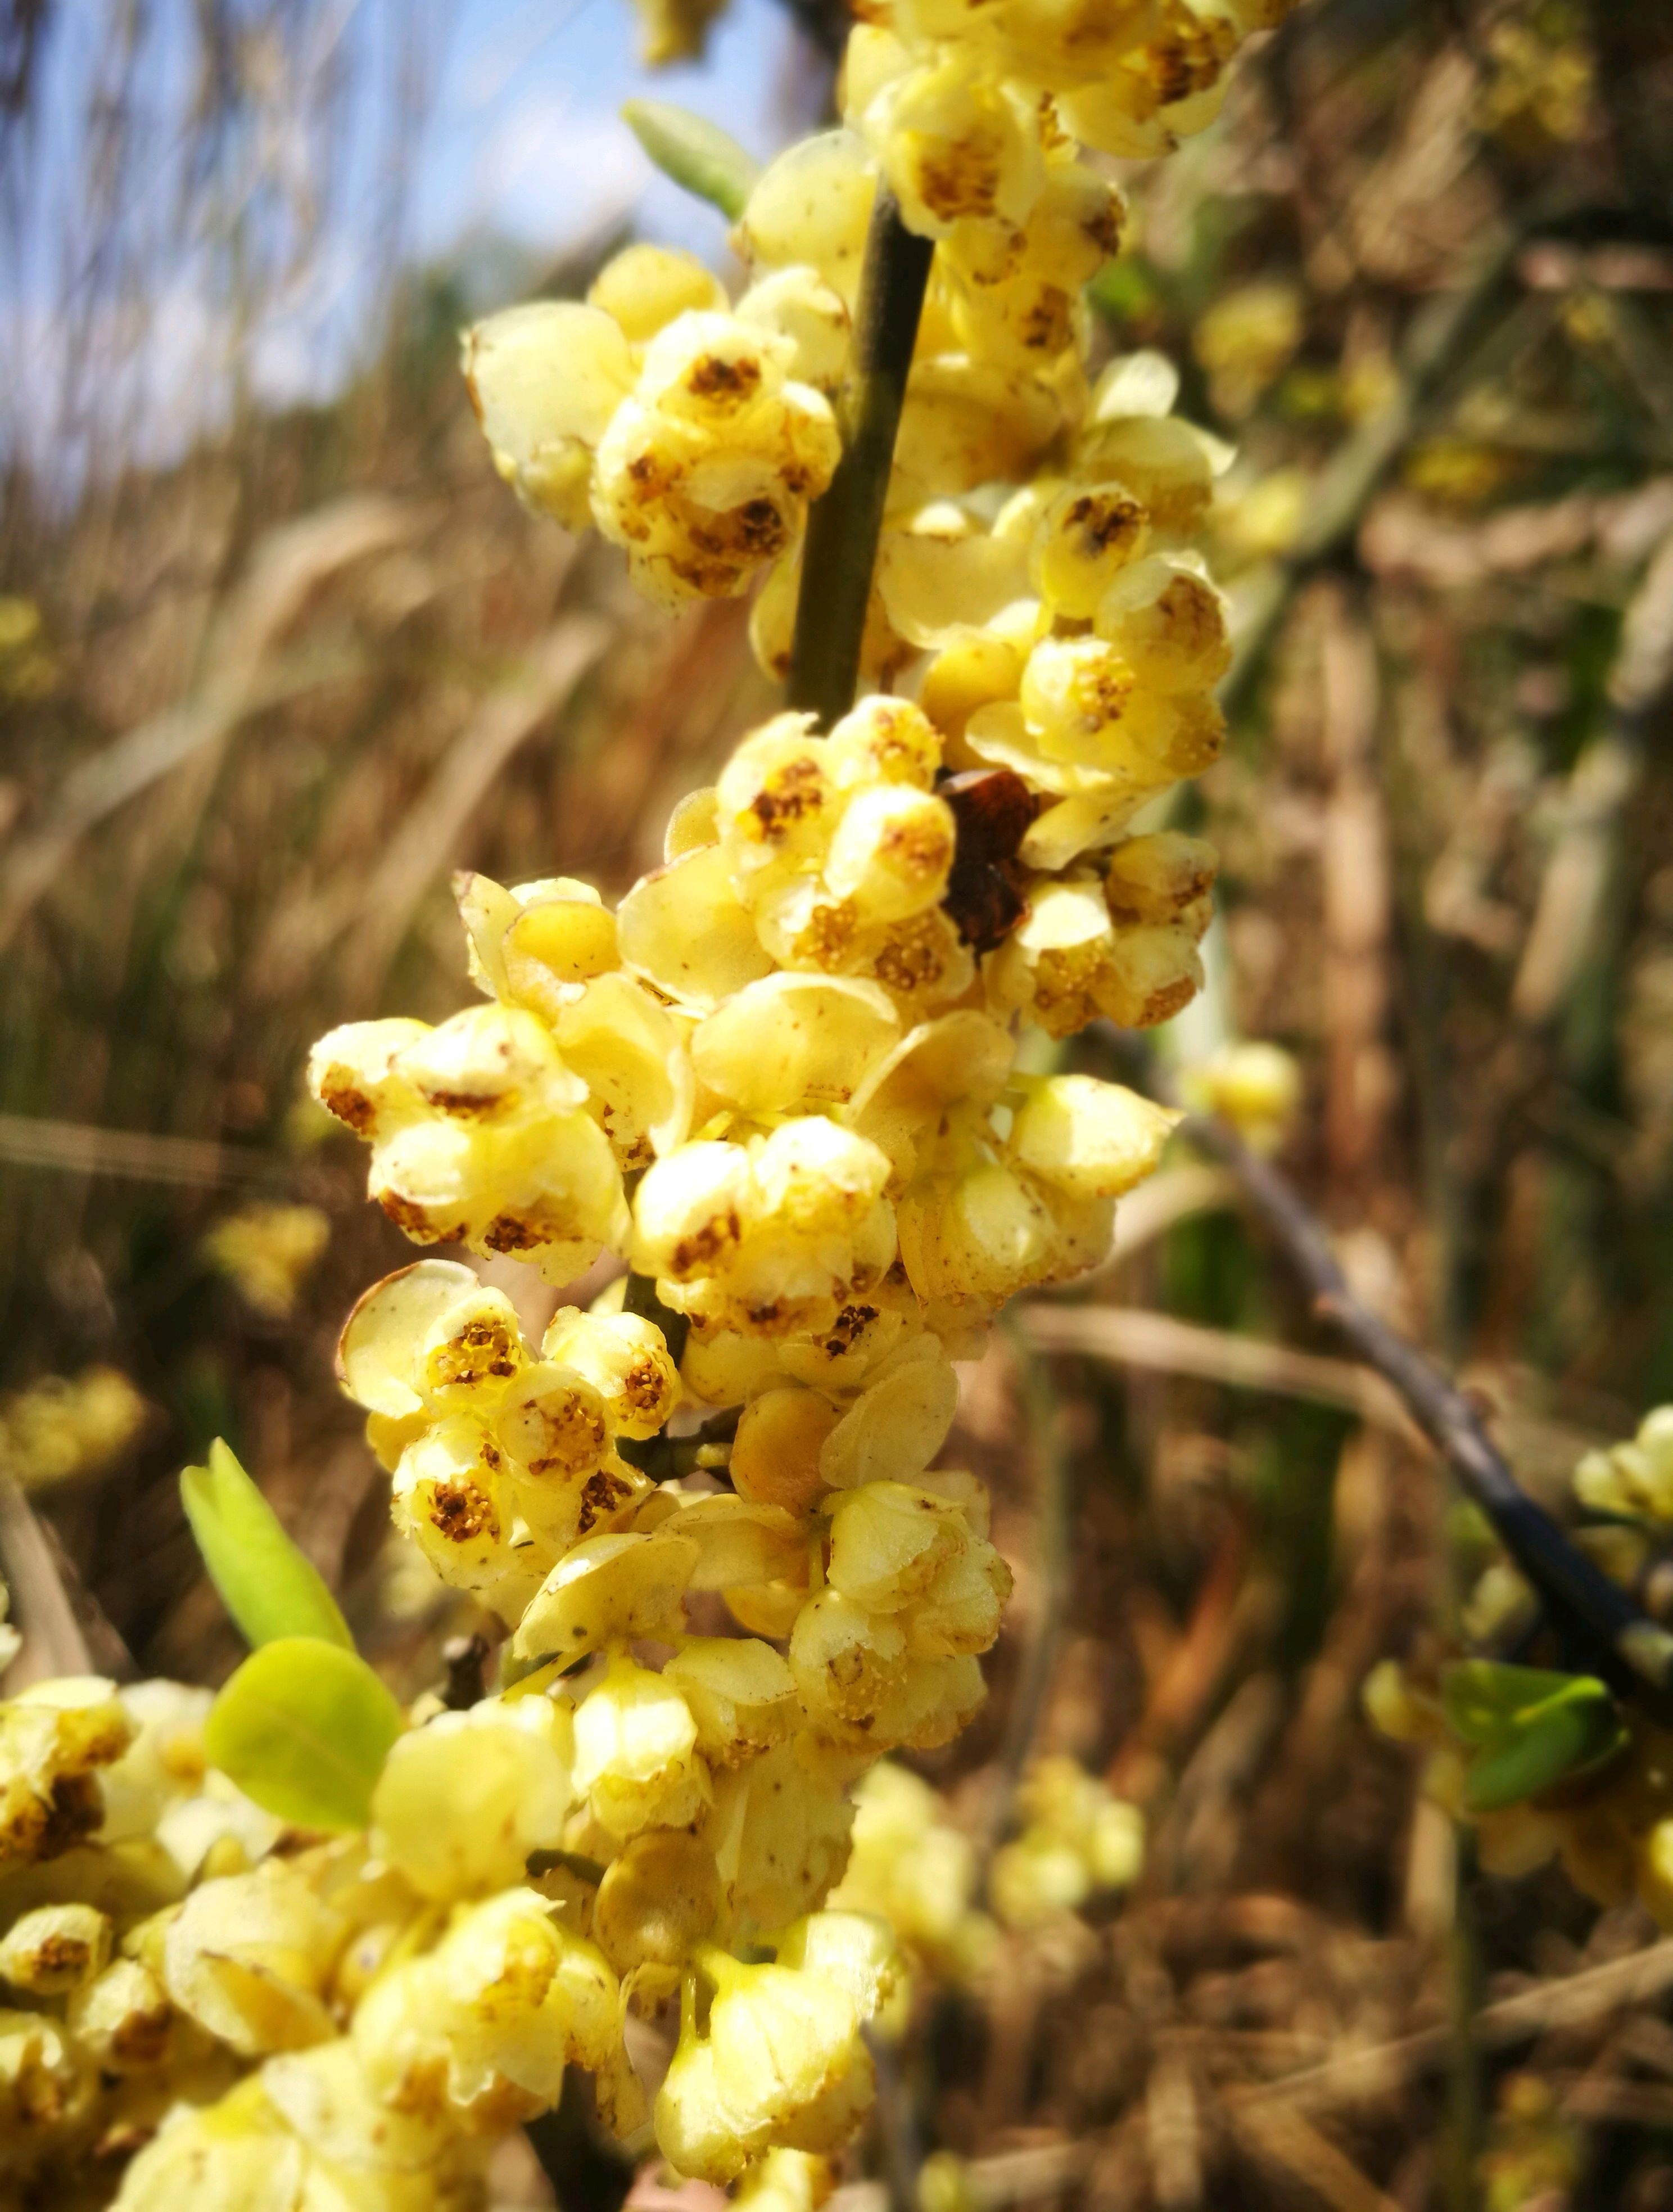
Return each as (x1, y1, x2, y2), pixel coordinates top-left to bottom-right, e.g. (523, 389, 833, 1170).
(0, 1365, 149, 1491)
(827, 1751, 1145, 1989)
(988, 1754, 1144, 1931)
(0, 1651, 906, 2209)
(826, 1762, 995, 1980)
(468, 0, 1287, 635)
(467, 251, 844, 608)
(0, 1668, 323, 2201)
(278, 0, 1303, 2196)
(301, 689, 1179, 2188)
(866, 0, 1288, 173)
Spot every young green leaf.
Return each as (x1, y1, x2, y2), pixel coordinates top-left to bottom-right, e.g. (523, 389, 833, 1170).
(180, 1438, 352, 1651)
(1440, 1659, 1601, 1747)
(1440, 1660, 1625, 1812)
(622, 101, 760, 223)
(1462, 1689, 1625, 1812)
(204, 1637, 403, 1832)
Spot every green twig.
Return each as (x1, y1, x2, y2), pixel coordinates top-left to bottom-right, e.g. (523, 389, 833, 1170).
(627, 1408, 740, 1484)
(787, 185, 934, 730)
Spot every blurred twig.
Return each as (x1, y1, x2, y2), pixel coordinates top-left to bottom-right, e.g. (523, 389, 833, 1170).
(1512, 520, 1673, 1028)
(1019, 1304, 1421, 1439)
(0, 496, 410, 955)
(1237, 1934, 1673, 2113)
(335, 616, 609, 1004)
(0, 1113, 277, 1188)
(0, 1476, 94, 1683)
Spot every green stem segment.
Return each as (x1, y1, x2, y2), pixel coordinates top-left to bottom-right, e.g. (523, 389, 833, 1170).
(787, 185, 935, 731)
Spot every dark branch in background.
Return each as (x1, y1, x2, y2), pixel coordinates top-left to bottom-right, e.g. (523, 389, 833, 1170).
(439, 1631, 490, 1710)
(787, 187, 934, 731)
(1099, 1035, 1673, 1721)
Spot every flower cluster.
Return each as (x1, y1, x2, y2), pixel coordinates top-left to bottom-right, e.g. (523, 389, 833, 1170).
(201, 1203, 331, 1322)
(279, 0, 1296, 2196)
(988, 1753, 1144, 1931)
(467, 254, 844, 609)
(0, 1667, 392, 2205)
(0, 1366, 149, 1492)
(468, 0, 1286, 636)
(302, 684, 1180, 2194)
(826, 1761, 995, 1981)
(0, 1652, 905, 2210)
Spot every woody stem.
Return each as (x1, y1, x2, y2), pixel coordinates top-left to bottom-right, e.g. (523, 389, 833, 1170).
(786, 185, 934, 732)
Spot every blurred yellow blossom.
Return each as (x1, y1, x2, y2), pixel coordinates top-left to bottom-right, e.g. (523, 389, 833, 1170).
(0, 1367, 150, 1490)
(202, 1203, 331, 1320)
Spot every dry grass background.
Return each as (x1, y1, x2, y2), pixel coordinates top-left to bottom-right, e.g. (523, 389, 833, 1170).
(6, 1, 1673, 2204)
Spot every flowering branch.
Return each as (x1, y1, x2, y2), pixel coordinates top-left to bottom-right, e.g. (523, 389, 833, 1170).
(786, 185, 935, 730)
(1105, 1040, 1673, 1719)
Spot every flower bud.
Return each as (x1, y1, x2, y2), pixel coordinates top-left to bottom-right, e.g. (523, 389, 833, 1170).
(1104, 831, 1218, 923)
(1009, 1074, 1178, 1199)
(541, 1308, 683, 1440)
(512, 1531, 699, 1667)
(162, 1861, 340, 2057)
(731, 1388, 840, 1515)
(618, 845, 775, 1012)
(704, 1735, 856, 1936)
(775, 1908, 900, 2020)
(824, 786, 957, 924)
(494, 1361, 609, 1483)
(463, 302, 635, 529)
(693, 974, 901, 1118)
(337, 1258, 482, 1418)
(0, 1677, 132, 1868)
(655, 1951, 874, 2182)
(1032, 481, 1150, 617)
(370, 1694, 574, 1900)
(594, 1827, 725, 1979)
(417, 1284, 526, 1410)
(664, 1638, 801, 1764)
(738, 267, 852, 394)
(573, 1653, 710, 1839)
(826, 697, 943, 793)
(0, 1900, 110, 1994)
(1094, 556, 1231, 691)
(66, 1956, 172, 2071)
(589, 243, 730, 344)
(308, 1017, 429, 1141)
(633, 1140, 752, 1283)
(861, 49, 1045, 238)
(736, 130, 878, 311)
(392, 1416, 512, 1591)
